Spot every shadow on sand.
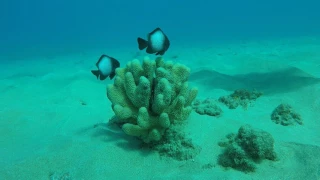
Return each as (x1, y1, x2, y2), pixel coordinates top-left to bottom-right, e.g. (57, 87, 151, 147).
(189, 66, 320, 94)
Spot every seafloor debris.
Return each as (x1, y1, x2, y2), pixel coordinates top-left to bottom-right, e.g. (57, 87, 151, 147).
(149, 125, 201, 161)
(192, 98, 223, 117)
(217, 125, 277, 172)
(271, 103, 303, 126)
(218, 89, 263, 109)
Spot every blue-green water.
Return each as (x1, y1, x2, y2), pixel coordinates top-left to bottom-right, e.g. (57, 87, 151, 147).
(1, 0, 320, 58)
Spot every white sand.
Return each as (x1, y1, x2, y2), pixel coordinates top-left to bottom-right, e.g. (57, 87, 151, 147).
(0, 36, 319, 179)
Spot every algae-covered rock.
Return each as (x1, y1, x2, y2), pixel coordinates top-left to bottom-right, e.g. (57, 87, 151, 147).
(192, 98, 223, 117)
(271, 103, 303, 126)
(218, 125, 277, 172)
(219, 89, 262, 109)
(150, 125, 201, 161)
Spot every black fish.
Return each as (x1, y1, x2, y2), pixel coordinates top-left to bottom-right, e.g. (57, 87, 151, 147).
(137, 27, 170, 56)
(91, 54, 120, 80)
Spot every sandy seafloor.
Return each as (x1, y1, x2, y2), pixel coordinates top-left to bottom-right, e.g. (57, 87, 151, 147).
(0, 36, 319, 180)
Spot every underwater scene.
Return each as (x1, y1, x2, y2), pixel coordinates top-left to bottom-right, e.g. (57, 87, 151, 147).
(1, 0, 320, 179)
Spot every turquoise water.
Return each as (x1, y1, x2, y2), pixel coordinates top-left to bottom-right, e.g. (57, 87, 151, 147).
(1, 0, 320, 179)
(1, 0, 320, 58)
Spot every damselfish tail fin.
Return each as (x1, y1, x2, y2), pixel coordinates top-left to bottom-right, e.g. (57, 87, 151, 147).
(91, 70, 100, 79)
(137, 37, 148, 50)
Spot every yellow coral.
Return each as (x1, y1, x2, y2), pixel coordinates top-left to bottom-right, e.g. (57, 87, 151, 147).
(107, 57, 198, 143)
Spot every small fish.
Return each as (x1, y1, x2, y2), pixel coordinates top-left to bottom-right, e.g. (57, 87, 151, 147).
(91, 54, 120, 80)
(137, 27, 170, 56)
